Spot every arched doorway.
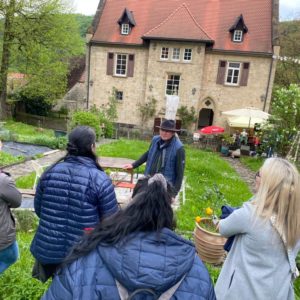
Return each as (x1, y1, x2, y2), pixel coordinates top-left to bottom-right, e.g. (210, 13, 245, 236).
(198, 108, 214, 129)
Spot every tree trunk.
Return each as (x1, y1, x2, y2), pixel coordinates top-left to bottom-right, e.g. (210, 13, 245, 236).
(0, 2, 15, 119)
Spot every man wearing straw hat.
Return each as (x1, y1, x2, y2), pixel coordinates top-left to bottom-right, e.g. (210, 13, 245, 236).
(124, 119, 185, 196)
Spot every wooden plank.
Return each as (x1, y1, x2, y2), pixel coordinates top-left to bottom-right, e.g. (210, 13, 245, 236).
(19, 188, 36, 196)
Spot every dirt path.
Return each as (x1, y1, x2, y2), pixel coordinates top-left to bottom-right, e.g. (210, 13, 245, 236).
(222, 156, 256, 194)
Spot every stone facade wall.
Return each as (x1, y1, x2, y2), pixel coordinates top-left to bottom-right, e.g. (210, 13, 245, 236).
(89, 42, 276, 130)
(89, 45, 149, 125)
(144, 41, 206, 128)
(199, 52, 274, 129)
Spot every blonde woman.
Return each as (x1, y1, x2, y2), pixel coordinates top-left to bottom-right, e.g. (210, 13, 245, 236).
(215, 157, 300, 300)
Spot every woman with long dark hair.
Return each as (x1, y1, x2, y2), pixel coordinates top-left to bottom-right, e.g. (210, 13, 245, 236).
(30, 126, 118, 282)
(42, 174, 216, 300)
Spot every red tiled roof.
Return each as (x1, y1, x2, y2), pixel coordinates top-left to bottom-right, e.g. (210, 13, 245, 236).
(92, 0, 273, 53)
(67, 56, 86, 89)
(143, 3, 213, 42)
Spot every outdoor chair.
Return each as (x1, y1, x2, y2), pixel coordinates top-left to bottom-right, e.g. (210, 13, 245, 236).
(178, 176, 186, 204)
(31, 160, 46, 190)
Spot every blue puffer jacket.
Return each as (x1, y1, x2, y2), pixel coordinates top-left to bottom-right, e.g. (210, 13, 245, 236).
(43, 228, 216, 300)
(30, 156, 118, 264)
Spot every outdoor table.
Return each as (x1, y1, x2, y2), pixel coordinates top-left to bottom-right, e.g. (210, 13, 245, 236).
(99, 157, 135, 185)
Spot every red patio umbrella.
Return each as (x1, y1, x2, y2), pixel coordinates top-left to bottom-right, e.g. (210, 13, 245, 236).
(199, 126, 225, 135)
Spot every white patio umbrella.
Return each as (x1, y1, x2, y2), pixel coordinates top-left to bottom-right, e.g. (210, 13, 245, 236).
(227, 116, 267, 128)
(222, 107, 270, 128)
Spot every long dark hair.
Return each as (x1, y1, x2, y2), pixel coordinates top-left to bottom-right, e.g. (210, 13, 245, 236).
(66, 126, 102, 170)
(46, 126, 103, 173)
(63, 174, 175, 266)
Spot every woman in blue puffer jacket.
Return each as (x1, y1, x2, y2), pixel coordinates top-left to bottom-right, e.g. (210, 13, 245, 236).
(30, 126, 118, 282)
(42, 174, 216, 300)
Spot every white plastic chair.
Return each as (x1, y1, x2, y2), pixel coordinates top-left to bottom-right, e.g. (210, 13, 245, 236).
(31, 160, 46, 190)
(180, 176, 186, 205)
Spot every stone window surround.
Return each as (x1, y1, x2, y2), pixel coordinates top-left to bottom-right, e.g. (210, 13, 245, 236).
(114, 53, 128, 77)
(161, 47, 169, 60)
(165, 74, 181, 95)
(172, 48, 181, 61)
(121, 23, 130, 35)
(225, 62, 241, 85)
(160, 46, 192, 63)
(233, 30, 243, 42)
(183, 48, 192, 61)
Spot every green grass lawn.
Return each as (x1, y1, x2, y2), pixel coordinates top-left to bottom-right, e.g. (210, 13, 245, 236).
(4, 120, 55, 138)
(2, 138, 299, 298)
(240, 156, 265, 172)
(0, 151, 24, 168)
(2, 120, 66, 149)
(0, 232, 50, 300)
(15, 172, 36, 189)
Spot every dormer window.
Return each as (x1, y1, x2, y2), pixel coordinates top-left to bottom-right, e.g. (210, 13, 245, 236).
(118, 8, 136, 36)
(233, 30, 243, 42)
(121, 23, 130, 35)
(229, 14, 248, 43)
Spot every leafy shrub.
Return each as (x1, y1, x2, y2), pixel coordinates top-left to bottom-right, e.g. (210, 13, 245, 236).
(260, 84, 300, 156)
(23, 135, 67, 149)
(14, 210, 38, 232)
(177, 105, 197, 129)
(137, 97, 157, 125)
(22, 95, 53, 116)
(99, 114, 114, 138)
(70, 111, 100, 137)
(0, 232, 50, 299)
(199, 183, 228, 218)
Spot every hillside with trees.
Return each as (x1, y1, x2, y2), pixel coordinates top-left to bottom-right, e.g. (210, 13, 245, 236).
(274, 19, 300, 87)
(0, 1, 93, 119)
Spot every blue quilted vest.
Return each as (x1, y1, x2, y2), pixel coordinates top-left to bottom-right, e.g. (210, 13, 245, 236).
(145, 136, 183, 185)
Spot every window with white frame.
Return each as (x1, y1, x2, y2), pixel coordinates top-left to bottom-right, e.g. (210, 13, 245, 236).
(226, 62, 241, 85)
(121, 23, 130, 35)
(115, 54, 128, 76)
(172, 48, 180, 61)
(233, 30, 243, 42)
(166, 74, 180, 95)
(183, 48, 192, 61)
(161, 47, 169, 60)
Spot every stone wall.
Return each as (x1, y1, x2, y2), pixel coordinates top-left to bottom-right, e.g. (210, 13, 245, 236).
(88, 45, 149, 126)
(199, 51, 275, 129)
(89, 42, 276, 130)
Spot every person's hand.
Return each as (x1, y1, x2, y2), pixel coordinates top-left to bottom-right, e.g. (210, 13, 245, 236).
(123, 164, 133, 170)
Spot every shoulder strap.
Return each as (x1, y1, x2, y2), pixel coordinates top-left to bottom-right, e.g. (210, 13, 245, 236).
(157, 275, 186, 300)
(270, 215, 299, 281)
(115, 274, 186, 300)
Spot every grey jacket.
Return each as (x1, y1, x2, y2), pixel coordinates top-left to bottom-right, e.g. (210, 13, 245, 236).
(215, 201, 300, 300)
(0, 172, 22, 251)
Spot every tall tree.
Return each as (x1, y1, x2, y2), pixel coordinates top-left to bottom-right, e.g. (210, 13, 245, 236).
(0, 0, 84, 119)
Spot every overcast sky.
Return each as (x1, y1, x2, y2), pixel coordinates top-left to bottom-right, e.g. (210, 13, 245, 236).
(72, 0, 300, 20)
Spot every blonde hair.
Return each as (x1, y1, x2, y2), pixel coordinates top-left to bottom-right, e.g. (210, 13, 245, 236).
(254, 157, 300, 247)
